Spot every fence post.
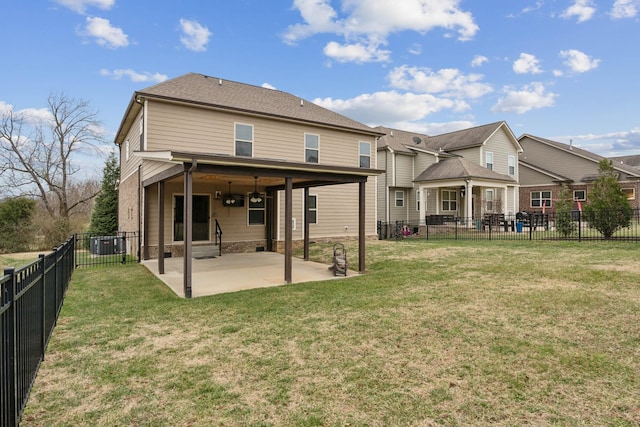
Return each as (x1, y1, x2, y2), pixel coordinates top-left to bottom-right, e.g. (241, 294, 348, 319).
(578, 211, 582, 242)
(4, 267, 18, 427)
(39, 255, 46, 361)
(121, 232, 127, 265)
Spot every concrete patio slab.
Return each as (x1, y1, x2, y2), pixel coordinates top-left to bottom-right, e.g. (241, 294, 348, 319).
(142, 252, 357, 298)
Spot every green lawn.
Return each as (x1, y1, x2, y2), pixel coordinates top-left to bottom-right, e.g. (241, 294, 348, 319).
(22, 240, 640, 426)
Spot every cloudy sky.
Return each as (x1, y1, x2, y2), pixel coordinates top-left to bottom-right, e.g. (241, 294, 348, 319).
(2, 0, 639, 175)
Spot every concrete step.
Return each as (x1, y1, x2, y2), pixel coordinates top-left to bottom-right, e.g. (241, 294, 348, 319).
(192, 244, 220, 259)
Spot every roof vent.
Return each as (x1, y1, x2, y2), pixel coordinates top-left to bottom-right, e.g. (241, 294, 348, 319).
(390, 131, 394, 137)
(412, 136, 422, 144)
(218, 79, 223, 85)
(300, 99, 304, 106)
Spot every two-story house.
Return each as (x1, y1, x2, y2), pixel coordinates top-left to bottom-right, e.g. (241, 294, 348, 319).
(114, 73, 384, 297)
(376, 121, 522, 227)
(518, 134, 640, 212)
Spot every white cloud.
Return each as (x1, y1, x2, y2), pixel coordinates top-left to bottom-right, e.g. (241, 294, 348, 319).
(313, 91, 468, 125)
(179, 18, 212, 52)
(561, 0, 596, 22)
(52, 0, 114, 14)
(471, 55, 488, 67)
(491, 82, 557, 114)
(283, 0, 478, 63)
(100, 69, 168, 83)
(559, 49, 600, 73)
(408, 43, 422, 55)
(262, 83, 277, 90)
(388, 65, 492, 99)
(611, 0, 639, 18)
(83, 16, 129, 48)
(558, 128, 640, 156)
(323, 41, 390, 63)
(0, 101, 13, 115)
(513, 53, 543, 74)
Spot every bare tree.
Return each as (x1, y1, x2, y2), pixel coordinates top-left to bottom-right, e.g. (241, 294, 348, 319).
(0, 92, 106, 237)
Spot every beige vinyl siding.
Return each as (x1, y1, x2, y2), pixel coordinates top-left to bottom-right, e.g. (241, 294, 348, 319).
(388, 188, 408, 222)
(519, 164, 551, 186)
(276, 180, 377, 240)
(146, 101, 375, 169)
(377, 150, 388, 222)
(484, 128, 517, 176)
(424, 188, 438, 216)
(120, 110, 143, 180)
(394, 154, 414, 187)
(519, 137, 600, 183)
(414, 151, 437, 176)
(145, 181, 268, 247)
(407, 188, 421, 223)
(451, 147, 481, 164)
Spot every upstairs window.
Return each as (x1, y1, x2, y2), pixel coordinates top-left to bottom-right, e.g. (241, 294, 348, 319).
(486, 151, 494, 171)
(359, 141, 371, 168)
(235, 123, 253, 157)
(305, 134, 319, 163)
(508, 155, 516, 176)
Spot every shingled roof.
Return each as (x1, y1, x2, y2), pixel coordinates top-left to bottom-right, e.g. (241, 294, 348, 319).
(115, 72, 383, 144)
(519, 134, 640, 178)
(414, 157, 516, 183)
(375, 121, 520, 155)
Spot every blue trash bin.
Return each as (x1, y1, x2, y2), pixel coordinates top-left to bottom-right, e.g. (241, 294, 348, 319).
(516, 221, 523, 233)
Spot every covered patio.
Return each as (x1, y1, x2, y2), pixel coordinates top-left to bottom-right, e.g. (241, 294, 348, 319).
(142, 251, 356, 298)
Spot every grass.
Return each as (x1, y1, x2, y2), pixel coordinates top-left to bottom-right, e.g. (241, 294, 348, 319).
(21, 240, 640, 426)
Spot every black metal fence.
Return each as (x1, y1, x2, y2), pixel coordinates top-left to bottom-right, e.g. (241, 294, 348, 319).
(378, 209, 640, 242)
(74, 231, 140, 268)
(1, 236, 74, 427)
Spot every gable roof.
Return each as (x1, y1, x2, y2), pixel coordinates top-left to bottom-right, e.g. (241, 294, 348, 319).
(375, 121, 521, 155)
(115, 72, 383, 144)
(425, 121, 521, 152)
(519, 134, 640, 178)
(414, 157, 516, 183)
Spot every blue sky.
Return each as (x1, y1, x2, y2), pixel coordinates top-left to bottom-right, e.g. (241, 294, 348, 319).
(2, 0, 639, 178)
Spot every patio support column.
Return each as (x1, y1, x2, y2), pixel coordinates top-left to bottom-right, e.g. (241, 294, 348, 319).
(158, 181, 165, 275)
(143, 185, 150, 260)
(466, 181, 474, 228)
(359, 180, 366, 273)
(418, 186, 426, 225)
(303, 187, 310, 261)
(284, 177, 293, 283)
(183, 161, 196, 298)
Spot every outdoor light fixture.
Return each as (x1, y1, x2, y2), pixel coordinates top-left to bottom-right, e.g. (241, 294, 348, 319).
(460, 185, 466, 197)
(249, 176, 263, 204)
(225, 182, 236, 205)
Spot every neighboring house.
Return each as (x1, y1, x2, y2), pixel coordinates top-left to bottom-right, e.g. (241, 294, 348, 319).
(518, 135, 640, 211)
(376, 121, 522, 225)
(610, 154, 640, 170)
(114, 72, 384, 296)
